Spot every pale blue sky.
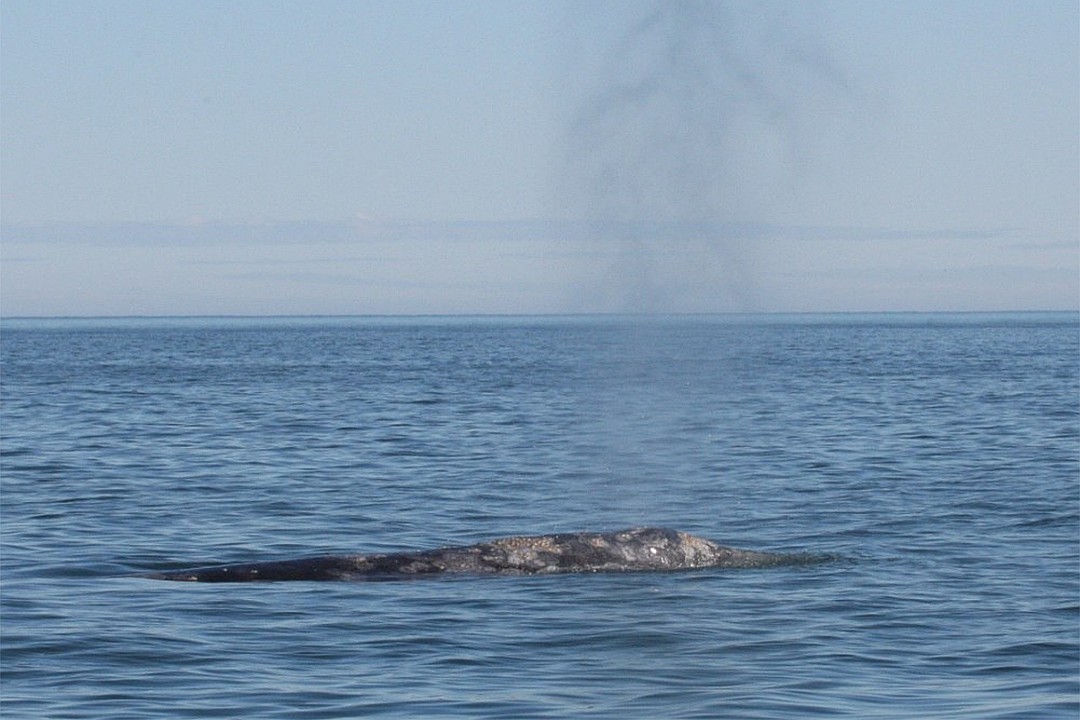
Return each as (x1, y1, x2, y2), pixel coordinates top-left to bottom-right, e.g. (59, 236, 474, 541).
(2, 0, 1077, 315)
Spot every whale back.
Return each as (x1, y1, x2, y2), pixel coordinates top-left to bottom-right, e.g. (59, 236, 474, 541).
(145, 527, 797, 582)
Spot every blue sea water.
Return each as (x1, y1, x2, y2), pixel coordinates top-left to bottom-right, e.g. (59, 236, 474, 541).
(1, 313, 1077, 719)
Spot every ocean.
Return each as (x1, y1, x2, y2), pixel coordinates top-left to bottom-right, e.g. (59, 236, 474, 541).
(1, 313, 1077, 718)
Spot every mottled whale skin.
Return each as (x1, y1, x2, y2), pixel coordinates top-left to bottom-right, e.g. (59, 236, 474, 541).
(146, 527, 794, 582)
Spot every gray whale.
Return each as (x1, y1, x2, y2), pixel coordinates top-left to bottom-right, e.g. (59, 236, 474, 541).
(146, 527, 797, 582)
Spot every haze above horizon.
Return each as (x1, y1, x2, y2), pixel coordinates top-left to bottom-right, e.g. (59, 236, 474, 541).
(2, 0, 1077, 316)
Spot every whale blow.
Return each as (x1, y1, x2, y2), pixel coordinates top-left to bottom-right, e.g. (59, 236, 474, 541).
(145, 527, 800, 582)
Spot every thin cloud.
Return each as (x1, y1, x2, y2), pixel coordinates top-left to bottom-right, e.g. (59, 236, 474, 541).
(0, 218, 1023, 248)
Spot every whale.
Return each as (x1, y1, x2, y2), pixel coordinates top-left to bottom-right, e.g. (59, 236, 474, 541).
(145, 527, 801, 582)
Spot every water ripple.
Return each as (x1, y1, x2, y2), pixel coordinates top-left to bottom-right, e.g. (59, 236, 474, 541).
(2, 315, 1077, 719)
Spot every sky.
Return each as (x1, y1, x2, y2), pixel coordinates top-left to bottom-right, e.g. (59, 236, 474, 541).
(1, 0, 1077, 316)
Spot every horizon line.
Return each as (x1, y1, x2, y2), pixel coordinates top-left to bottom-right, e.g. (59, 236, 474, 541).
(3, 309, 1076, 322)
